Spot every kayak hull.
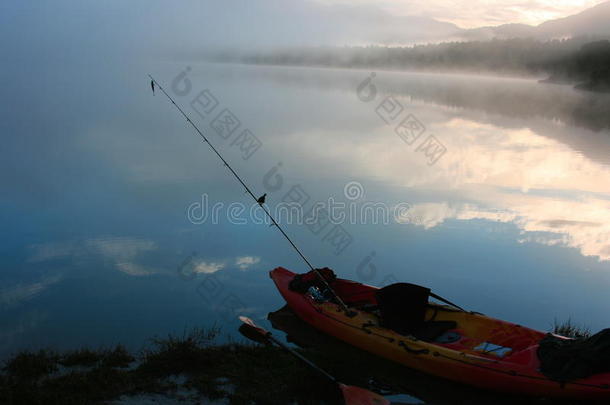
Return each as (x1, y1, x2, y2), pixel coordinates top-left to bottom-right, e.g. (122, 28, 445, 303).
(270, 267, 610, 399)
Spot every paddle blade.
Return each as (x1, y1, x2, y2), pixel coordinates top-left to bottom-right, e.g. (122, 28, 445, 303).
(238, 323, 271, 345)
(238, 316, 270, 336)
(339, 384, 390, 405)
(238, 315, 256, 327)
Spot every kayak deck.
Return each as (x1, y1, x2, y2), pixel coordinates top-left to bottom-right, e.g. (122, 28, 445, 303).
(270, 267, 610, 399)
(330, 272, 546, 359)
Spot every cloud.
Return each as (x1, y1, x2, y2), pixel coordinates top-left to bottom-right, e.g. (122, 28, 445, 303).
(397, 202, 518, 229)
(273, 111, 610, 262)
(28, 237, 161, 276)
(193, 261, 225, 274)
(235, 256, 261, 270)
(0, 275, 62, 308)
(86, 238, 157, 261)
(86, 237, 161, 276)
(26, 238, 260, 276)
(403, 197, 610, 261)
(396, 202, 456, 229)
(115, 262, 159, 277)
(178, 255, 261, 275)
(317, 0, 606, 28)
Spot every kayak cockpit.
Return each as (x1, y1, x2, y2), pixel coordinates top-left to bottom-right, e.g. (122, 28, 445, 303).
(324, 275, 545, 362)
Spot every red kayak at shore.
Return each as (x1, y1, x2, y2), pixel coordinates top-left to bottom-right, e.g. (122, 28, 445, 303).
(270, 267, 610, 400)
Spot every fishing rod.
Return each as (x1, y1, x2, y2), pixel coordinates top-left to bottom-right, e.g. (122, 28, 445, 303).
(148, 74, 354, 316)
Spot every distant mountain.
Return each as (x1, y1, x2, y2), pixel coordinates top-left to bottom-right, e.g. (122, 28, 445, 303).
(463, 1, 610, 40)
(311, 3, 463, 45)
(537, 1, 610, 38)
(324, 0, 610, 44)
(348, 1, 610, 44)
(335, 1, 610, 44)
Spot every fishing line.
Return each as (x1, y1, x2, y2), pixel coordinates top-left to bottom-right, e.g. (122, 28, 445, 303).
(148, 74, 354, 316)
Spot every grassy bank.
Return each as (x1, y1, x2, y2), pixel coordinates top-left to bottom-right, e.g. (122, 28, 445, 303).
(0, 327, 341, 405)
(0, 312, 598, 405)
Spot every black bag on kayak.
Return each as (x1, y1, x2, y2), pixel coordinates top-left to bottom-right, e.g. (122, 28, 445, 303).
(376, 283, 431, 336)
(289, 268, 337, 293)
(375, 283, 458, 341)
(537, 328, 610, 381)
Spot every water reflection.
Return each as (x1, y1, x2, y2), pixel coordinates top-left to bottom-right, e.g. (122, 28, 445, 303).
(223, 64, 610, 262)
(214, 63, 610, 129)
(2, 62, 609, 360)
(267, 305, 539, 405)
(206, 63, 610, 164)
(332, 115, 610, 262)
(28, 237, 162, 276)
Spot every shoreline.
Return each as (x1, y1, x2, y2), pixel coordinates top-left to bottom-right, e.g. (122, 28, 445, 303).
(0, 308, 596, 405)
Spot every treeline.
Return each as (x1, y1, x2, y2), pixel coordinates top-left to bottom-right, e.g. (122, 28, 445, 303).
(211, 37, 610, 91)
(539, 40, 610, 91)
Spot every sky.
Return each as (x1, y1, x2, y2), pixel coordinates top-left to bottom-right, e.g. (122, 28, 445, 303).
(317, 0, 607, 27)
(1, 0, 608, 58)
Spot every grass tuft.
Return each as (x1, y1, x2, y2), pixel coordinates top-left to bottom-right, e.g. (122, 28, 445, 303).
(101, 345, 134, 369)
(59, 345, 135, 369)
(138, 327, 219, 376)
(552, 318, 592, 339)
(59, 348, 103, 368)
(3, 349, 58, 381)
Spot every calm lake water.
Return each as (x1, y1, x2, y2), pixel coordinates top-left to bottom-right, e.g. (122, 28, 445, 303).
(1, 62, 609, 359)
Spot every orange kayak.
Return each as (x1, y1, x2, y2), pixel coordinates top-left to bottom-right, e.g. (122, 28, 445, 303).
(270, 267, 610, 399)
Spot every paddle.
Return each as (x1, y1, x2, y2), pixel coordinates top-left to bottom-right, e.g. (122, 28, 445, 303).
(238, 316, 390, 405)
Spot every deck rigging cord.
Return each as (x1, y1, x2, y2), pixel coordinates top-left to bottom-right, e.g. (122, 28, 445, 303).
(148, 75, 354, 316)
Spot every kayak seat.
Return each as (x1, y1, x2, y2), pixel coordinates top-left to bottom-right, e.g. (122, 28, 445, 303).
(375, 282, 457, 341)
(415, 320, 459, 342)
(349, 302, 380, 312)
